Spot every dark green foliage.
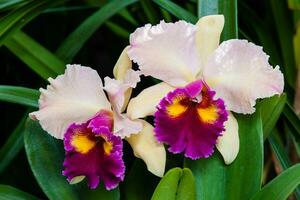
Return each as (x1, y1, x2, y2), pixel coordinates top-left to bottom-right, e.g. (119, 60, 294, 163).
(0, 0, 299, 199)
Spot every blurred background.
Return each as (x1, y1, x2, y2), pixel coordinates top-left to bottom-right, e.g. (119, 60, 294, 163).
(0, 0, 299, 199)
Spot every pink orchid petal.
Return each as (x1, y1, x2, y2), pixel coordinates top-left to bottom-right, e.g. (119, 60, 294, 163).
(30, 65, 111, 139)
(104, 69, 142, 138)
(203, 40, 284, 114)
(128, 20, 200, 87)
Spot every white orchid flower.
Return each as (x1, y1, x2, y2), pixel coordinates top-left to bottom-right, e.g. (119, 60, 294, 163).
(126, 15, 284, 164)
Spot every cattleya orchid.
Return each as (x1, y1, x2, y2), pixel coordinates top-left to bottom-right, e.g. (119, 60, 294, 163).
(127, 15, 284, 164)
(29, 48, 166, 189)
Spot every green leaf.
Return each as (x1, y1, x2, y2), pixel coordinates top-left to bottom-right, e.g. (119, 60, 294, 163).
(0, 0, 25, 11)
(105, 21, 130, 38)
(0, 184, 39, 200)
(197, 0, 218, 17)
(5, 31, 65, 80)
(269, 129, 291, 170)
(56, 0, 138, 63)
(151, 168, 196, 200)
(0, 0, 64, 46)
(239, 2, 282, 66)
(122, 159, 159, 200)
(0, 85, 39, 107)
(151, 168, 182, 200)
(118, 9, 138, 26)
(268, 128, 300, 198)
(24, 119, 79, 200)
(257, 94, 286, 139)
(288, 0, 300, 10)
(269, 0, 297, 88)
(152, 0, 197, 23)
(185, 113, 263, 200)
(24, 119, 119, 200)
(140, 0, 159, 24)
(251, 164, 300, 200)
(218, 0, 238, 40)
(0, 112, 29, 174)
(283, 103, 300, 138)
(176, 168, 196, 200)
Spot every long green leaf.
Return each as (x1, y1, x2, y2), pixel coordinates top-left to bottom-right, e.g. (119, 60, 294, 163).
(218, 0, 238, 40)
(56, 0, 138, 63)
(105, 21, 130, 38)
(283, 103, 300, 137)
(5, 31, 65, 79)
(0, 0, 26, 11)
(258, 94, 286, 139)
(152, 0, 197, 23)
(197, 0, 218, 17)
(0, 0, 64, 46)
(24, 119, 79, 200)
(269, 128, 300, 198)
(0, 112, 29, 174)
(118, 9, 138, 26)
(151, 168, 196, 200)
(239, 2, 282, 66)
(24, 119, 119, 200)
(251, 164, 300, 200)
(269, 129, 291, 170)
(0, 184, 39, 200)
(0, 85, 39, 107)
(140, 0, 159, 24)
(269, 0, 297, 88)
(185, 113, 263, 200)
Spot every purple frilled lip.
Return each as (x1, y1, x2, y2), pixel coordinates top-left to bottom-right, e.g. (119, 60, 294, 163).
(63, 110, 125, 190)
(154, 80, 228, 159)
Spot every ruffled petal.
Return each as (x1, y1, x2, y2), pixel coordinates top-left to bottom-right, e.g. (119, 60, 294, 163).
(63, 113, 125, 190)
(104, 69, 143, 138)
(126, 120, 166, 177)
(203, 40, 284, 114)
(128, 20, 200, 87)
(216, 112, 239, 164)
(127, 82, 175, 119)
(154, 81, 228, 159)
(30, 65, 111, 139)
(195, 15, 224, 69)
(104, 69, 140, 112)
(113, 113, 143, 138)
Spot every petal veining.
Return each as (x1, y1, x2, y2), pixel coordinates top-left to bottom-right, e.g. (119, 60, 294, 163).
(203, 39, 284, 114)
(128, 20, 200, 87)
(30, 65, 111, 139)
(63, 112, 125, 190)
(154, 81, 228, 159)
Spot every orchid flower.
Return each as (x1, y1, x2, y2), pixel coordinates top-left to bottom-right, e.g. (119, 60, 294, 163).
(126, 15, 284, 164)
(29, 48, 166, 189)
